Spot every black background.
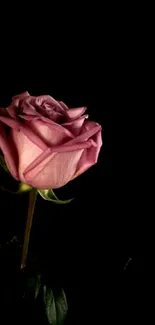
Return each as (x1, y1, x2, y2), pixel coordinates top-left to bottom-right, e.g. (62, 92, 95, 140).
(0, 18, 144, 323)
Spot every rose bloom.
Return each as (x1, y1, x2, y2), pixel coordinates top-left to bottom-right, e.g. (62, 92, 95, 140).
(0, 92, 102, 189)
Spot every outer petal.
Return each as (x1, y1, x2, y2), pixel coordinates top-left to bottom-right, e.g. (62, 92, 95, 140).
(7, 101, 20, 118)
(21, 123, 101, 179)
(11, 129, 43, 182)
(20, 124, 49, 150)
(64, 122, 101, 145)
(0, 116, 48, 151)
(0, 116, 21, 130)
(24, 149, 84, 189)
(23, 140, 95, 189)
(71, 130, 102, 180)
(0, 122, 19, 180)
(23, 124, 100, 178)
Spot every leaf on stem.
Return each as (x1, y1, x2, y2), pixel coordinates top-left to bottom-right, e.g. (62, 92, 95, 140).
(38, 189, 73, 204)
(43, 286, 68, 325)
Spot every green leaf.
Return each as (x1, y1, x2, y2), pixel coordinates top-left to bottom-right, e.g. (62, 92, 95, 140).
(35, 274, 42, 299)
(0, 155, 10, 174)
(43, 286, 68, 325)
(38, 189, 73, 204)
(27, 274, 42, 300)
(25, 274, 68, 324)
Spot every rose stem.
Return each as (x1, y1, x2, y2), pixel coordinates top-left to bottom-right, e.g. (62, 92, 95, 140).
(20, 188, 38, 270)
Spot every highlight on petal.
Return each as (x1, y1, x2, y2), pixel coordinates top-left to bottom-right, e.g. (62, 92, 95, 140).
(0, 122, 19, 180)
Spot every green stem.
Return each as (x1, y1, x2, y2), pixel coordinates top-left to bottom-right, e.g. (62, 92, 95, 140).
(20, 188, 38, 270)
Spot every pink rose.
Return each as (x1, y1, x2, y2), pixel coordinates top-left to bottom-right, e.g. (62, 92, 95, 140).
(0, 92, 102, 189)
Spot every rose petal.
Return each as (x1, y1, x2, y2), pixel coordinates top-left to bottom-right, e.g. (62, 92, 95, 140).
(22, 105, 38, 116)
(20, 124, 49, 151)
(23, 139, 94, 177)
(62, 115, 88, 136)
(38, 116, 74, 138)
(66, 107, 87, 119)
(38, 104, 63, 122)
(0, 108, 10, 117)
(0, 122, 19, 180)
(71, 130, 102, 180)
(20, 115, 74, 139)
(58, 101, 69, 110)
(35, 95, 64, 113)
(11, 129, 43, 183)
(8, 92, 30, 117)
(7, 96, 25, 118)
(23, 124, 101, 178)
(12, 91, 30, 101)
(63, 122, 101, 146)
(81, 120, 100, 132)
(23, 148, 52, 175)
(19, 114, 37, 121)
(28, 119, 73, 147)
(24, 149, 85, 189)
(0, 116, 48, 151)
(7, 102, 19, 118)
(0, 116, 21, 130)
(21, 96, 39, 115)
